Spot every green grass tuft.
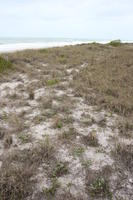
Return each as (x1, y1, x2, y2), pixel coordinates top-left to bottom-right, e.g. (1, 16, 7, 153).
(108, 40, 122, 47)
(43, 178, 60, 198)
(89, 177, 112, 199)
(46, 79, 59, 86)
(51, 162, 68, 178)
(0, 56, 12, 73)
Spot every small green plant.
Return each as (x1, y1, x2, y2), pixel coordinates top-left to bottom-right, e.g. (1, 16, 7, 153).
(46, 79, 59, 86)
(82, 160, 92, 168)
(60, 54, 65, 58)
(0, 56, 12, 73)
(1, 112, 9, 120)
(92, 41, 97, 44)
(51, 162, 68, 178)
(53, 117, 63, 129)
(18, 133, 31, 144)
(57, 121, 62, 129)
(39, 48, 49, 53)
(59, 57, 67, 64)
(109, 39, 121, 47)
(96, 147, 106, 154)
(89, 177, 112, 198)
(43, 178, 60, 198)
(63, 116, 74, 124)
(74, 146, 85, 157)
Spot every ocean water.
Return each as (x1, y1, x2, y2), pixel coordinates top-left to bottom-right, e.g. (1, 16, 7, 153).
(0, 37, 90, 53)
(0, 37, 107, 45)
(0, 37, 130, 53)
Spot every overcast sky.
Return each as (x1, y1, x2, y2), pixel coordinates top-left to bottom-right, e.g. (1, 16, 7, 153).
(0, 0, 133, 39)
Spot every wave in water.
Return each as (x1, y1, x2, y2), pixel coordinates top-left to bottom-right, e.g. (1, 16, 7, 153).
(0, 38, 131, 53)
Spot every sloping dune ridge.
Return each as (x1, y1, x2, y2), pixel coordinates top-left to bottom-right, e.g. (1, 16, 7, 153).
(0, 42, 133, 200)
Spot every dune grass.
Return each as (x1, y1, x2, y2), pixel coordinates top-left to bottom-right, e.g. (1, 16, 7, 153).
(108, 39, 122, 47)
(0, 56, 12, 73)
(1, 42, 133, 199)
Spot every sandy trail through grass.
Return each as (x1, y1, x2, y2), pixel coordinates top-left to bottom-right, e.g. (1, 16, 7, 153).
(0, 43, 133, 199)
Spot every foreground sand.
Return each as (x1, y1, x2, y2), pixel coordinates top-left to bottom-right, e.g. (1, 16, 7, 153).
(0, 43, 133, 200)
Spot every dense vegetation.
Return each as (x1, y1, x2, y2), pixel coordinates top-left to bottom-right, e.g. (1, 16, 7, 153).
(0, 56, 12, 73)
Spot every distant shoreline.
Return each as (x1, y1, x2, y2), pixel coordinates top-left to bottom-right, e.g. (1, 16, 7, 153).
(0, 40, 132, 53)
(0, 41, 101, 53)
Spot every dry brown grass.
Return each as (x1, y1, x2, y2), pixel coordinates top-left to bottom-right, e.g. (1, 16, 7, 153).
(4, 134, 13, 149)
(57, 193, 84, 200)
(58, 127, 77, 144)
(70, 44, 133, 117)
(0, 128, 5, 139)
(0, 136, 56, 199)
(6, 42, 133, 119)
(9, 43, 132, 119)
(81, 130, 99, 147)
(86, 166, 112, 199)
(118, 119, 133, 138)
(0, 165, 35, 200)
(113, 142, 133, 172)
(1, 43, 133, 199)
(52, 116, 63, 129)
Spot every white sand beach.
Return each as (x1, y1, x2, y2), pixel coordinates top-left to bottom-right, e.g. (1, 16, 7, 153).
(0, 41, 88, 53)
(0, 39, 113, 53)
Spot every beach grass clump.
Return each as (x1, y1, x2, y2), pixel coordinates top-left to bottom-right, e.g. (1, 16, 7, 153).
(82, 130, 99, 147)
(58, 127, 76, 143)
(73, 146, 85, 157)
(0, 136, 56, 200)
(0, 56, 12, 73)
(0, 165, 34, 200)
(33, 136, 56, 164)
(51, 162, 68, 178)
(0, 128, 5, 139)
(118, 119, 133, 138)
(4, 134, 13, 149)
(18, 133, 32, 144)
(71, 46, 133, 116)
(28, 90, 34, 100)
(39, 48, 49, 53)
(108, 40, 122, 47)
(59, 57, 67, 64)
(88, 177, 112, 198)
(43, 178, 60, 198)
(46, 79, 59, 86)
(82, 160, 92, 168)
(113, 142, 133, 172)
(53, 117, 63, 129)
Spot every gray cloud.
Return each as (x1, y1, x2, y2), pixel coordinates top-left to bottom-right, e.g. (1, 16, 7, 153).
(0, 0, 133, 39)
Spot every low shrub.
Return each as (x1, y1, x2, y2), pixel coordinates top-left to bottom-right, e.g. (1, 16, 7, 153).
(0, 56, 12, 73)
(109, 40, 122, 47)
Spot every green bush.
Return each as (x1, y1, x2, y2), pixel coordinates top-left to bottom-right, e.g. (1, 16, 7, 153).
(0, 56, 12, 73)
(46, 79, 59, 86)
(109, 40, 122, 47)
